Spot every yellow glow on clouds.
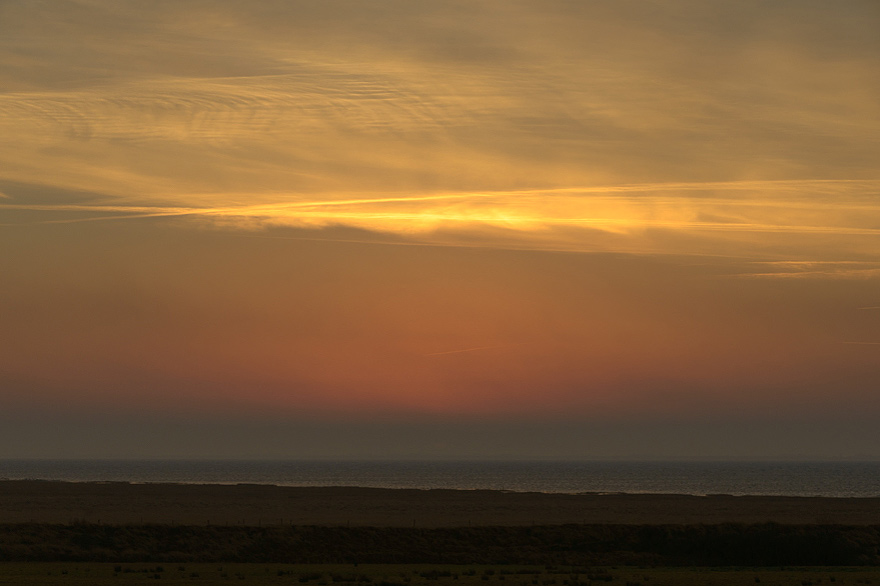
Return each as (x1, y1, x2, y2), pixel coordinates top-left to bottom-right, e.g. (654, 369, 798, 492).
(4, 180, 880, 263)
(1, 0, 880, 427)
(1, 0, 878, 266)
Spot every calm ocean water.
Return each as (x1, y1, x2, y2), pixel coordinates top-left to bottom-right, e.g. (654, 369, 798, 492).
(1, 460, 879, 497)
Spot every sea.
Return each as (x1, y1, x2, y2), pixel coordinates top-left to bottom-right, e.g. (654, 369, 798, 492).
(1, 460, 879, 498)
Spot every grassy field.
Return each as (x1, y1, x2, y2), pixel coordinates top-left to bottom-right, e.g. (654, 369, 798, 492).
(1, 563, 878, 586)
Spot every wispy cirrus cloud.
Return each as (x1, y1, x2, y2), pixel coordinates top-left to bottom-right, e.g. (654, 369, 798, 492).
(2, 1, 878, 211)
(2, 1, 878, 270)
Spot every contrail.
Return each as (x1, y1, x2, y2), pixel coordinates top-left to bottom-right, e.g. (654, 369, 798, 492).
(4, 177, 880, 213)
(424, 344, 514, 356)
(6, 200, 880, 237)
(3, 178, 880, 239)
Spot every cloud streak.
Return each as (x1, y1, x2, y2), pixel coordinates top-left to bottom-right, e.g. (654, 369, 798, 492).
(424, 344, 515, 357)
(3, 179, 880, 263)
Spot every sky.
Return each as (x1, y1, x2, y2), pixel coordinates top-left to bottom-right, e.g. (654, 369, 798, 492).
(1, 0, 879, 460)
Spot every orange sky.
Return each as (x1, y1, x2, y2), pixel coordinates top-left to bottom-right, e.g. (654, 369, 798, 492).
(1, 0, 879, 459)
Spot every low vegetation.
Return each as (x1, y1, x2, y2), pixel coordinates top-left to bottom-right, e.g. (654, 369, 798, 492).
(1, 563, 879, 586)
(1, 523, 880, 566)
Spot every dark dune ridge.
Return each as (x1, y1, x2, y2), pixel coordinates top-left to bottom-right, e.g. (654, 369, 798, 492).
(3, 480, 880, 526)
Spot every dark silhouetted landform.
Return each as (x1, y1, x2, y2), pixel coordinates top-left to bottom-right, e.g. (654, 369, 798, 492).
(3, 481, 880, 526)
(4, 481, 880, 565)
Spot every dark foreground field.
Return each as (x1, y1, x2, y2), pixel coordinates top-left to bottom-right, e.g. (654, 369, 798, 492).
(2, 523, 880, 565)
(2, 563, 880, 586)
(2, 481, 880, 573)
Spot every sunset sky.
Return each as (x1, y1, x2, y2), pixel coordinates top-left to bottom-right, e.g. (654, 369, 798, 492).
(1, 0, 879, 460)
